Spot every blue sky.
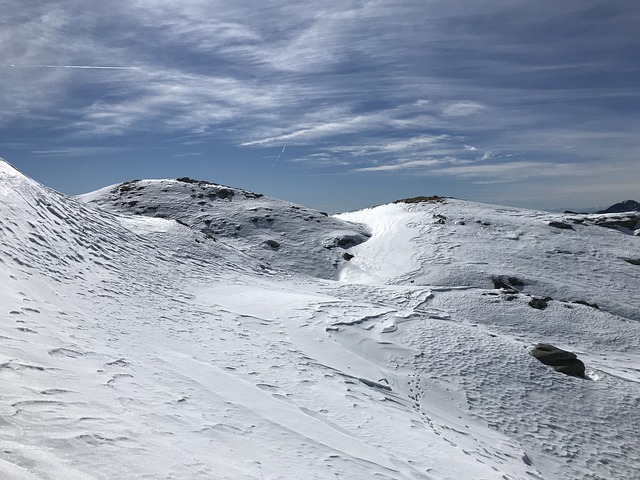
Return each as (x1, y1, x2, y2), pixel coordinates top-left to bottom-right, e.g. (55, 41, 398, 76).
(1, 0, 639, 213)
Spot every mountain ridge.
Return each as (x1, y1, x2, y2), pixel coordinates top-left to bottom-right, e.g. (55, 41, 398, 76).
(1, 158, 640, 479)
(597, 199, 640, 214)
(77, 176, 371, 280)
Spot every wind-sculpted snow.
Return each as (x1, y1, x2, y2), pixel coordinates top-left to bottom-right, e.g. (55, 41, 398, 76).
(1, 158, 639, 479)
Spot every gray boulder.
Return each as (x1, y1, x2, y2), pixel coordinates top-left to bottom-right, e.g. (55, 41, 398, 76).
(531, 343, 585, 378)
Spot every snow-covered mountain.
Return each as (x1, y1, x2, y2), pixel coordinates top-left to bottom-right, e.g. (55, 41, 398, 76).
(1, 158, 639, 480)
(78, 177, 370, 280)
(597, 199, 640, 214)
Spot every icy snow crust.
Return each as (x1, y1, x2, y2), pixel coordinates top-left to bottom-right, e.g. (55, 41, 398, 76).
(1, 159, 639, 479)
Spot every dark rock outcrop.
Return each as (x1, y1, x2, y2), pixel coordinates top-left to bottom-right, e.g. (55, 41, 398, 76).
(548, 221, 574, 230)
(594, 215, 639, 231)
(394, 195, 447, 204)
(491, 276, 522, 293)
(531, 343, 585, 377)
(324, 234, 368, 249)
(529, 297, 551, 310)
(507, 277, 524, 286)
(572, 300, 599, 309)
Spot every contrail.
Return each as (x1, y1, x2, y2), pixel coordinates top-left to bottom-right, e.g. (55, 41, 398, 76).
(3, 64, 140, 70)
(272, 145, 286, 167)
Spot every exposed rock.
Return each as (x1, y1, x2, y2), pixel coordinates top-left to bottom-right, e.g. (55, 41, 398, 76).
(176, 177, 217, 189)
(394, 195, 447, 204)
(336, 236, 356, 247)
(113, 180, 142, 194)
(623, 258, 640, 266)
(217, 188, 234, 199)
(264, 239, 280, 249)
(594, 215, 639, 231)
(176, 177, 199, 184)
(358, 377, 392, 391)
(491, 276, 520, 293)
(242, 191, 264, 199)
(324, 233, 368, 249)
(572, 300, 599, 309)
(529, 297, 551, 310)
(548, 221, 574, 230)
(492, 277, 508, 289)
(342, 252, 355, 261)
(530, 343, 585, 378)
(507, 276, 524, 286)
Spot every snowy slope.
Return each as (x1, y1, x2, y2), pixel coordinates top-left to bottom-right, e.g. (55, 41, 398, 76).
(78, 178, 370, 279)
(337, 199, 640, 320)
(337, 199, 640, 479)
(2, 159, 640, 479)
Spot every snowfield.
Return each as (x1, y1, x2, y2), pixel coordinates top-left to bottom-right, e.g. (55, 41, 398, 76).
(1, 158, 639, 479)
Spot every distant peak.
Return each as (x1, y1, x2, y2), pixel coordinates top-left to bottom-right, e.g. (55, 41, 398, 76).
(597, 199, 640, 214)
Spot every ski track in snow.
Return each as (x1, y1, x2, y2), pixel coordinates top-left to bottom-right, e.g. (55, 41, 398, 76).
(1, 160, 639, 479)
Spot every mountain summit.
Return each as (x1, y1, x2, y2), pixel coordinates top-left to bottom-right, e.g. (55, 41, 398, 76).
(597, 199, 640, 213)
(1, 159, 640, 480)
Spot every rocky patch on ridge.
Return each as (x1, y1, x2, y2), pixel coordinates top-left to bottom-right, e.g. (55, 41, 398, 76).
(394, 195, 448, 205)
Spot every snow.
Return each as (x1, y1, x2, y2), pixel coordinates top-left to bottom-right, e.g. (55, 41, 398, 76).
(1, 159, 640, 479)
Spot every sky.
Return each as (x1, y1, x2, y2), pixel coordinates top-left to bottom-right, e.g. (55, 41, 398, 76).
(1, 0, 639, 213)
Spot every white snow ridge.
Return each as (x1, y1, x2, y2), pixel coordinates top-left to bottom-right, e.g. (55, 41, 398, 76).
(1, 159, 639, 479)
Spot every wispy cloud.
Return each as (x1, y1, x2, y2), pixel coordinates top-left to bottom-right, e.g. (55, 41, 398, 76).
(70, 68, 285, 136)
(354, 157, 464, 172)
(441, 101, 487, 117)
(241, 114, 381, 147)
(362, 135, 451, 154)
(2, 64, 140, 70)
(172, 152, 203, 158)
(30, 146, 131, 157)
(429, 161, 582, 179)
